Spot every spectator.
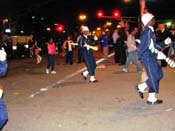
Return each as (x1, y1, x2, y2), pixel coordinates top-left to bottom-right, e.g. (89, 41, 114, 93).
(101, 31, 109, 63)
(62, 35, 75, 65)
(46, 38, 57, 74)
(112, 29, 120, 63)
(33, 40, 42, 64)
(156, 23, 172, 67)
(122, 27, 143, 73)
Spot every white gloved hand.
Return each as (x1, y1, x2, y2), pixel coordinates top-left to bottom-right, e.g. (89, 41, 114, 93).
(94, 35, 98, 41)
(124, 41, 127, 44)
(0, 89, 3, 99)
(0, 49, 7, 61)
(135, 39, 141, 44)
(149, 39, 156, 53)
(157, 52, 166, 60)
(84, 44, 90, 50)
(164, 37, 172, 45)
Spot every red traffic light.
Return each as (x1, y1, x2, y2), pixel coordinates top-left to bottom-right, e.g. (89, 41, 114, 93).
(97, 10, 104, 18)
(56, 24, 64, 32)
(112, 10, 121, 19)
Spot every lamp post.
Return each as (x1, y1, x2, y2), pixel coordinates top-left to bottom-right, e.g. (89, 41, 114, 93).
(140, 0, 146, 17)
(122, 0, 146, 27)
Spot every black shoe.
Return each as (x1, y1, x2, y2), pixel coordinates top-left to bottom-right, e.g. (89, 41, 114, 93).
(118, 63, 124, 66)
(89, 80, 98, 83)
(81, 73, 87, 80)
(147, 100, 163, 105)
(161, 65, 167, 68)
(136, 86, 144, 99)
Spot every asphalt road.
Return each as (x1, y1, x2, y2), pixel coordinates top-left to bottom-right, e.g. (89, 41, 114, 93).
(1, 51, 175, 131)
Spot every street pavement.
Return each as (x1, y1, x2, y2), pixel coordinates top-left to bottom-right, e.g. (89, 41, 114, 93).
(1, 50, 175, 131)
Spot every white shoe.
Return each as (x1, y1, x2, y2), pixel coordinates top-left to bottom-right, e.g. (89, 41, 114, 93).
(39, 57, 42, 61)
(0, 89, 3, 99)
(46, 69, 49, 74)
(51, 71, 56, 74)
(36, 61, 40, 64)
(122, 68, 128, 73)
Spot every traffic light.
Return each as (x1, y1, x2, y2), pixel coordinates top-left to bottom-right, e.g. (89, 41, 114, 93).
(97, 10, 104, 19)
(56, 24, 64, 32)
(112, 10, 121, 19)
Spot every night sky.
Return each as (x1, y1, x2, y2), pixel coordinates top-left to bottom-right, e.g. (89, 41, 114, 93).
(0, 0, 174, 20)
(0, 0, 174, 35)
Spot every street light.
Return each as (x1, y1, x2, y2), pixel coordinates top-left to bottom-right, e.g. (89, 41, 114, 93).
(106, 22, 112, 26)
(79, 14, 87, 21)
(46, 27, 51, 31)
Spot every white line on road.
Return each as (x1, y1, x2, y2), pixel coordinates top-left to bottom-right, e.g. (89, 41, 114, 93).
(29, 52, 115, 98)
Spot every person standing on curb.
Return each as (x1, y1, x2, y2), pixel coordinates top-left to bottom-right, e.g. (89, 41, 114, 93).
(33, 40, 42, 64)
(46, 38, 57, 74)
(112, 29, 120, 63)
(101, 31, 109, 63)
(62, 35, 75, 65)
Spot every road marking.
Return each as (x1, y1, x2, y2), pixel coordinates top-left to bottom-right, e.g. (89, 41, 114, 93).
(29, 52, 115, 98)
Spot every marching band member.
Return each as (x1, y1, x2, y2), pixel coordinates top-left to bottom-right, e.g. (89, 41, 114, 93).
(77, 26, 98, 83)
(0, 47, 8, 129)
(0, 47, 8, 77)
(136, 12, 172, 105)
(0, 86, 8, 130)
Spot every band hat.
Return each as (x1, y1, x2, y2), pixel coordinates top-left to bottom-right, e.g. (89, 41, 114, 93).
(81, 26, 89, 32)
(141, 13, 154, 26)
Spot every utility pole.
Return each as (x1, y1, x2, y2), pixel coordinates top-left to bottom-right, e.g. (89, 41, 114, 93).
(140, 0, 145, 17)
(139, 0, 146, 28)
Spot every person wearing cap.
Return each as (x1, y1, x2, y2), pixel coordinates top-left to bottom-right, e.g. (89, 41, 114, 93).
(136, 12, 172, 105)
(77, 26, 98, 83)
